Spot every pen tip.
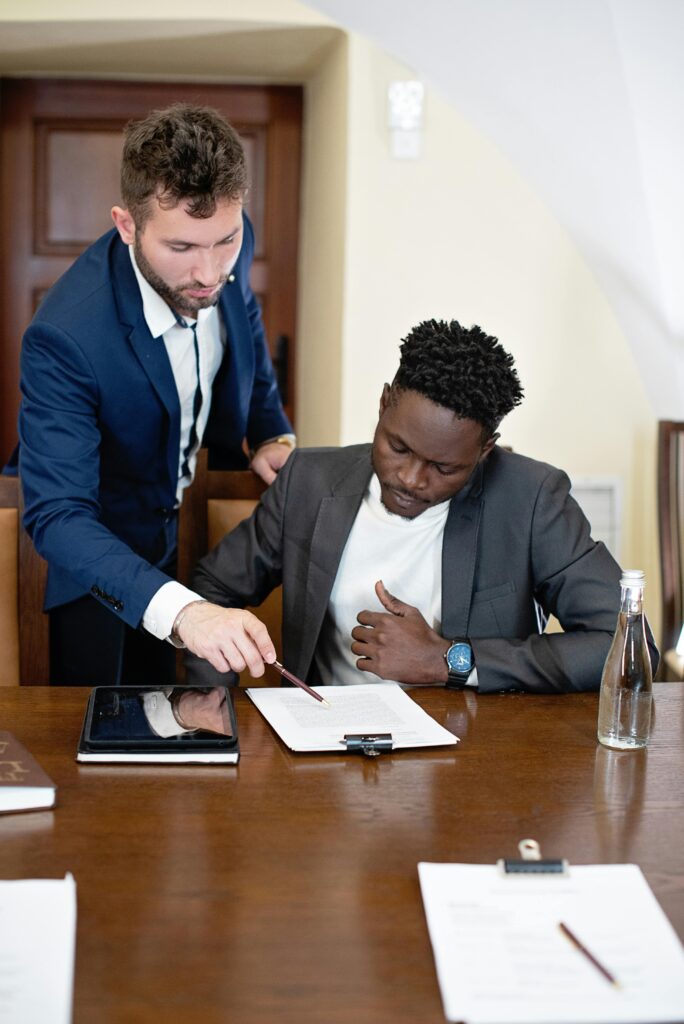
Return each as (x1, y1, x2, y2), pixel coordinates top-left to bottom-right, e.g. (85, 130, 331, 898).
(321, 699, 331, 708)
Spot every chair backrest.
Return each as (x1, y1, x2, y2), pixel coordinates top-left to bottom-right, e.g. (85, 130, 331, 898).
(657, 421, 684, 654)
(0, 476, 50, 685)
(177, 450, 282, 684)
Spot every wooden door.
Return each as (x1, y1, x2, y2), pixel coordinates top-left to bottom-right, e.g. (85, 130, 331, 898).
(0, 78, 302, 464)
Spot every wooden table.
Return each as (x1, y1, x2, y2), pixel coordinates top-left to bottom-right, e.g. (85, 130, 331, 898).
(1, 684, 682, 1023)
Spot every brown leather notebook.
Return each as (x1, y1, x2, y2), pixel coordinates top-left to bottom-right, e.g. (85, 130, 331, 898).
(0, 731, 56, 813)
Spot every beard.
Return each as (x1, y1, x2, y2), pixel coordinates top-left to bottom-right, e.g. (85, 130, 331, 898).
(133, 236, 228, 318)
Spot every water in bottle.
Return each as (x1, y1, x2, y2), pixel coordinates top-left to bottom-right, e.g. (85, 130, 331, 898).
(597, 570, 653, 750)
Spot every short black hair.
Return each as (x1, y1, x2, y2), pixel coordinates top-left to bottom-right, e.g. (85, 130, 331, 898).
(121, 103, 247, 227)
(392, 319, 524, 438)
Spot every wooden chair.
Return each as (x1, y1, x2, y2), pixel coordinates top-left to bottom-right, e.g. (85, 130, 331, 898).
(1, 458, 281, 686)
(657, 421, 684, 679)
(0, 476, 50, 685)
(177, 450, 283, 684)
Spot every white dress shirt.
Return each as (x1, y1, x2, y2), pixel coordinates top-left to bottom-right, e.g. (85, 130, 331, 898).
(128, 248, 225, 641)
(141, 689, 193, 737)
(128, 246, 225, 500)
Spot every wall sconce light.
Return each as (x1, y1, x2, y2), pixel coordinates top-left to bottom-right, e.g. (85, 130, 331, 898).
(387, 80, 424, 160)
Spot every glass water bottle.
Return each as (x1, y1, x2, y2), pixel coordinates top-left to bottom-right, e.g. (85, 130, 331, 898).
(597, 570, 653, 749)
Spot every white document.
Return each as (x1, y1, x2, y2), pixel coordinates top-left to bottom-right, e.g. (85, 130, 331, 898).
(0, 873, 76, 1024)
(246, 683, 458, 752)
(418, 862, 684, 1024)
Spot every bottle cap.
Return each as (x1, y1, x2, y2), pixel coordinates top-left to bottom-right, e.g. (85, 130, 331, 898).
(620, 569, 645, 587)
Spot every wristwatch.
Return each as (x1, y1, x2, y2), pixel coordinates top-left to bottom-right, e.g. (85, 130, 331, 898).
(253, 433, 297, 453)
(444, 639, 475, 688)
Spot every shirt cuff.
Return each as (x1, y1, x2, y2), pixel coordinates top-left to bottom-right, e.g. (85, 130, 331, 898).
(142, 581, 205, 643)
(141, 689, 192, 737)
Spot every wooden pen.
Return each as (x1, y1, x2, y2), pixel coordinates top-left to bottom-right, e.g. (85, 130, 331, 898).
(559, 922, 621, 988)
(272, 660, 331, 707)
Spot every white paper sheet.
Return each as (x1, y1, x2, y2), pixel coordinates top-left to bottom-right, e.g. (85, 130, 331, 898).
(246, 683, 458, 751)
(0, 874, 76, 1024)
(418, 862, 684, 1024)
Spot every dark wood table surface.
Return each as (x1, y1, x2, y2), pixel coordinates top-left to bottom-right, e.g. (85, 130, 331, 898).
(0, 683, 682, 1023)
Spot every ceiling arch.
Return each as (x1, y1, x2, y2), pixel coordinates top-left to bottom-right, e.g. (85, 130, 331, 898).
(304, 0, 684, 414)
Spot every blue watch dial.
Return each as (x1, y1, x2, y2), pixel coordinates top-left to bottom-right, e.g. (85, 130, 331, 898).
(446, 642, 473, 674)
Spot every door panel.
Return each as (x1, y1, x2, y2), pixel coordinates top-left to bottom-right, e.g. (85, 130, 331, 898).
(0, 78, 302, 462)
(36, 124, 124, 252)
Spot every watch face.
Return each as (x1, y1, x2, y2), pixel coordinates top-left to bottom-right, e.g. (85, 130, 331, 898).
(447, 642, 472, 674)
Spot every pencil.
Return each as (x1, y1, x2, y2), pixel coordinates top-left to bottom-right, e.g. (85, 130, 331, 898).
(272, 660, 331, 707)
(559, 922, 621, 988)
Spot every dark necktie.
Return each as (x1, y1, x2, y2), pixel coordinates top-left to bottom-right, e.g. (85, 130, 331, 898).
(173, 313, 202, 480)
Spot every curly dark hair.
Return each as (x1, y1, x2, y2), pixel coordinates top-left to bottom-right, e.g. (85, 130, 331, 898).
(393, 319, 524, 438)
(120, 103, 248, 227)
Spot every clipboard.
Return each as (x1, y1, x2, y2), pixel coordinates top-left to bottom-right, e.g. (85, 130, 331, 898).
(497, 837, 569, 875)
(245, 683, 458, 754)
(418, 844, 684, 1024)
(343, 733, 394, 756)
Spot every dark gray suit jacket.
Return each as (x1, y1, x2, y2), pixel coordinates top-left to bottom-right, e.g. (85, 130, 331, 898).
(191, 444, 657, 693)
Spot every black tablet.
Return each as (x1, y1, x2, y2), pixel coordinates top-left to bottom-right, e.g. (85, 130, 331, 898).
(77, 685, 239, 763)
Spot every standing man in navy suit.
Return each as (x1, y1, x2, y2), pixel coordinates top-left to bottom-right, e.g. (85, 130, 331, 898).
(16, 104, 292, 684)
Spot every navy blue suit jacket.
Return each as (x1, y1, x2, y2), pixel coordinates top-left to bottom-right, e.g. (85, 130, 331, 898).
(17, 214, 291, 628)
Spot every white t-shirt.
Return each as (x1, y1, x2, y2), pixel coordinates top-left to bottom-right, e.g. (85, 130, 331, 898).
(314, 474, 451, 685)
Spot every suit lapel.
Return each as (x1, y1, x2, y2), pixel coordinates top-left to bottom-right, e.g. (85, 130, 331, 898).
(110, 237, 181, 486)
(441, 462, 485, 639)
(214, 277, 252, 421)
(127, 324, 180, 486)
(296, 451, 373, 680)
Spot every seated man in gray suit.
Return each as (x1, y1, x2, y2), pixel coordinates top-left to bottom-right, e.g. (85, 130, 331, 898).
(177, 318, 659, 692)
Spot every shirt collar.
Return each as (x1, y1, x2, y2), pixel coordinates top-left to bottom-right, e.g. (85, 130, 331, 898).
(128, 246, 177, 339)
(128, 245, 216, 339)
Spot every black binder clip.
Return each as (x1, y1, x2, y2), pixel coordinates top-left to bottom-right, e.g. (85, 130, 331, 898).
(343, 733, 393, 757)
(497, 838, 569, 875)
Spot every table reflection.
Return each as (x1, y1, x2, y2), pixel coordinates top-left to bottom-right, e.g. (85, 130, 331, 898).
(593, 744, 646, 861)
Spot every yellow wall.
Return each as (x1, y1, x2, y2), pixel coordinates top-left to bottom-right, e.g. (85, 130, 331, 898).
(1, 0, 326, 23)
(295, 32, 347, 444)
(0, 2, 661, 638)
(335, 36, 660, 635)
